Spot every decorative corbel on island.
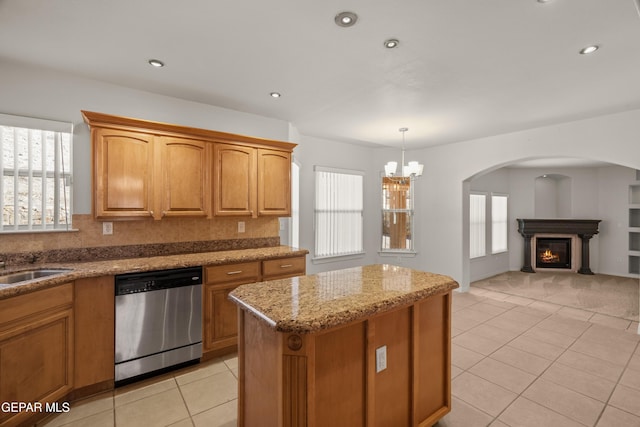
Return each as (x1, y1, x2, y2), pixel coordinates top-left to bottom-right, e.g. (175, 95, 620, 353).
(229, 264, 459, 427)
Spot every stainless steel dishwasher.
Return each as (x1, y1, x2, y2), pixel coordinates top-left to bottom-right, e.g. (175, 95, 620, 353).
(114, 266, 203, 385)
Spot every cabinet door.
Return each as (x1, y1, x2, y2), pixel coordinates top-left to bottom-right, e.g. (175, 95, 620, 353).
(0, 284, 73, 427)
(257, 149, 291, 216)
(213, 144, 257, 217)
(158, 137, 211, 219)
(203, 284, 240, 353)
(94, 128, 155, 219)
(74, 276, 115, 391)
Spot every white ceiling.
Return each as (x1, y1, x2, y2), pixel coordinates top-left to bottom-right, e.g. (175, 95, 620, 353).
(1, 0, 640, 152)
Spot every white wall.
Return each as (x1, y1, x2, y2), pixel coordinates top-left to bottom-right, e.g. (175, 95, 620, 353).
(407, 110, 640, 290)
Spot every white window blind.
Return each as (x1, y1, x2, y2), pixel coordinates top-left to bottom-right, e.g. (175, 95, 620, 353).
(314, 166, 364, 259)
(492, 194, 508, 254)
(1, 113, 73, 232)
(470, 193, 486, 258)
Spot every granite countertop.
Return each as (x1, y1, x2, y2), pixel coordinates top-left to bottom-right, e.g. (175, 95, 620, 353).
(0, 246, 308, 300)
(229, 264, 459, 333)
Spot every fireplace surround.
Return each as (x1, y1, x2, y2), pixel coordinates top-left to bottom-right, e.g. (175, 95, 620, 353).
(517, 219, 601, 274)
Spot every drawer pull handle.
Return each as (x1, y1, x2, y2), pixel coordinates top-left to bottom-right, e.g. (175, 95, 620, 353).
(227, 271, 243, 275)
(280, 264, 293, 268)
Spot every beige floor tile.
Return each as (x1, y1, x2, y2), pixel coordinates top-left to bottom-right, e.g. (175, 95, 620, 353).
(114, 377, 178, 408)
(468, 323, 519, 345)
(115, 387, 190, 427)
(620, 367, 640, 392)
(179, 370, 238, 416)
(41, 393, 113, 427)
(223, 355, 238, 371)
(451, 372, 517, 417)
(590, 313, 633, 330)
(556, 350, 625, 381)
(451, 327, 464, 337)
(435, 397, 493, 427)
(452, 331, 504, 356)
(596, 405, 640, 427)
(45, 410, 114, 427)
(490, 345, 552, 376)
(570, 338, 634, 366)
(503, 295, 535, 306)
(494, 309, 543, 328)
(582, 323, 640, 345)
(488, 421, 510, 427)
(451, 364, 464, 379)
(528, 300, 563, 314)
(523, 378, 605, 426)
(192, 400, 237, 427)
(167, 418, 195, 427)
(628, 322, 640, 334)
(541, 362, 616, 402)
(453, 307, 497, 326)
(511, 305, 552, 319)
(468, 357, 536, 393)
(175, 358, 229, 386)
(451, 343, 485, 370)
(522, 326, 576, 348)
(498, 397, 584, 427)
(476, 290, 513, 302)
(557, 306, 595, 321)
(484, 316, 534, 335)
(508, 335, 565, 360)
(536, 314, 592, 338)
(609, 384, 640, 417)
(629, 354, 640, 372)
(465, 301, 510, 316)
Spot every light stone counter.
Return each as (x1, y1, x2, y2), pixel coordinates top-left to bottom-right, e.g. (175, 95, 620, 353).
(0, 245, 308, 300)
(229, 264, 459, 333)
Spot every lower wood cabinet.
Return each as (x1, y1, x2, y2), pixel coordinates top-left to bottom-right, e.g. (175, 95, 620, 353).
(73, 276, 115, 395)
(203, 261, 261, 358)
(203, 256, 306, 359)
(0, 283, 74, 427)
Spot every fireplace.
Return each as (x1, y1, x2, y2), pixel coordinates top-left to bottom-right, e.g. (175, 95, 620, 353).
(517, 219, 601, 274)
(536, 237, 571, 269)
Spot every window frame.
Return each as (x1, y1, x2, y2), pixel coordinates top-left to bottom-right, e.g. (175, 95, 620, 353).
(313, 165, 365, 262)
(1, 113, 73, 233)
(380, 175, 416, 254)
(469, 192, 487, 259)
(491, 193, 509, 254)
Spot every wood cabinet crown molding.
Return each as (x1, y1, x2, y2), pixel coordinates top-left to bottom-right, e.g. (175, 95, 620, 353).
(81, 111, 297, 152)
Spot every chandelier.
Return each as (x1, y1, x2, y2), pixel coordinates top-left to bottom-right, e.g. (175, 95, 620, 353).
(384, 127, 424, 178)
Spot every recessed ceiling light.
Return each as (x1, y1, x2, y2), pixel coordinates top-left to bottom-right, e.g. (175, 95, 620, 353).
(579, 45, 599, 55)
(270, 92, 282, 98)
(384, 39, 399, 49)
(335, 11, 358, 27)
(148, 59, 165, 67)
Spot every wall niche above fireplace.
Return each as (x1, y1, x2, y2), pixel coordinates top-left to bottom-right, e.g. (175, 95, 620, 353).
(517, 219, 601, 274)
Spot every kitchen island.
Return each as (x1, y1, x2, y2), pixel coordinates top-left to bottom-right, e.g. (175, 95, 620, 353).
(229, 264, 459, 427)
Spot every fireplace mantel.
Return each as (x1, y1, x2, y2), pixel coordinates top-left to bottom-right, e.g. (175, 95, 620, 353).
(517, 219, 601, 274)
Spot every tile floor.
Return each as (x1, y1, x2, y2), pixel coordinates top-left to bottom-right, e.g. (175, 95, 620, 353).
(38, 276, 640, 427)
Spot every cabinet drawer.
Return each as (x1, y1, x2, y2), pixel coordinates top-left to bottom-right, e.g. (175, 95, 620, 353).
(206, 261, 260, 285)
(262, 256, 306, 280)
(0, 283, 73, 328)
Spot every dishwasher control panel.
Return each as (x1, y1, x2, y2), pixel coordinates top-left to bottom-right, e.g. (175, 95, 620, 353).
(115, 266, 203, 295)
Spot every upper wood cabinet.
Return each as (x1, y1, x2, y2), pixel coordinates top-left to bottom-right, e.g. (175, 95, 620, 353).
(257, 149, 291, 217)
(83, 111, 296, 221)
(157, 136, 211, 219)
(94, 128, 155, 219)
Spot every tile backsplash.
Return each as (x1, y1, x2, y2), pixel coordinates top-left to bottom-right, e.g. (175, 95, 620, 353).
(0, 214, 280, 257)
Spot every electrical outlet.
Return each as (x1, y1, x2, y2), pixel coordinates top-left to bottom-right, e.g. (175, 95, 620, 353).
(102, 222, 113, 235)
(238, 221, 245, 233)
(376, 345, 387, 373)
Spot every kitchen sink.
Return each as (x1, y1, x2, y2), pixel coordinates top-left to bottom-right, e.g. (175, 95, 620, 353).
(0, 269, 71, 285)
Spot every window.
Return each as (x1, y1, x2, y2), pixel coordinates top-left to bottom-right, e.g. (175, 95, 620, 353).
(491, 194, 508, 253)
(381, 176, 415, 252)
(469, 193, 486, 258)
(314, 166, 363, 259)
(1, 114, 73, 232)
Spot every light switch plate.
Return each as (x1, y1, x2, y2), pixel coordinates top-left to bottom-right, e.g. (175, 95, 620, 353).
(238, 221, 245, 233)
(376, 345, 387, 373)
